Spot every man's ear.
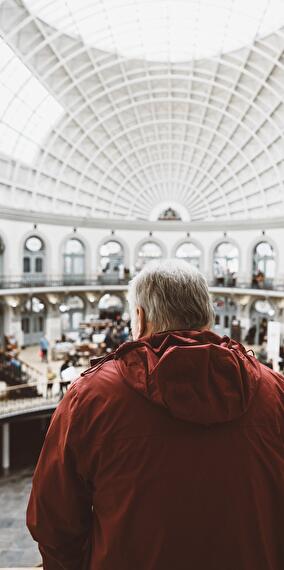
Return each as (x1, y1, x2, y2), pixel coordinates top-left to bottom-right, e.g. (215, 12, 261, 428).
(136, 305, 146, 338)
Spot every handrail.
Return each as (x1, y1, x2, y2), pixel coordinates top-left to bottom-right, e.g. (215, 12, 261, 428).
(18, 358, 42, 379)
(0, 381, 39, 393)
(0, 379, 60, 419)
(0, 357, 59, 420)
(0, 274, 283, 291)
(0, 274, 130, 289)
(0, 359, 42, 386)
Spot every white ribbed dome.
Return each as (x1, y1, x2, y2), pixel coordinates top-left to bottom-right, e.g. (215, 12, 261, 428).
(24, 0, 284, 62)
(0, 0, 283, 221)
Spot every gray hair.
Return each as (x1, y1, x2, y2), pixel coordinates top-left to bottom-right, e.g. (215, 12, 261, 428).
(128, 259, 215, 333)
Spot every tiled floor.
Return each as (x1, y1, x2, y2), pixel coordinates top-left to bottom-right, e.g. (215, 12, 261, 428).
(19, 344, 84, 379)
(0, 469, 42, 568)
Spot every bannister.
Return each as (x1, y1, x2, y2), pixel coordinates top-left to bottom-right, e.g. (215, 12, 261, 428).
(210, 280, 284, 292)
(0, 380, 60, 419)
(0, 274, 284, 292)
(0, 358, 42, 388)
(0, 357, 60, 420)
(0, 274, 130, 289)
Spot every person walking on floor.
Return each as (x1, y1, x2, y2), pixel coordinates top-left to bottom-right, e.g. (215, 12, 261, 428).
(39, 335, 49, 363)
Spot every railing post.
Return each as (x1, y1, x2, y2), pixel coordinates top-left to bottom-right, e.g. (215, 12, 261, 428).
(2, 422, 10, 474)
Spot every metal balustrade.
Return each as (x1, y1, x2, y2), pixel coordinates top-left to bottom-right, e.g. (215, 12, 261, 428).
(0, 359, 60, 420)
(211, 279, 284, 292)
(0, 274, 130, 289)
(0, 274, 284, 292)
(0, 381, 59, 420)
(0, 359, 42, 389)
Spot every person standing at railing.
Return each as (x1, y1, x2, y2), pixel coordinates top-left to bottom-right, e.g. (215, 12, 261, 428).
(39, 335, 49, 363)
(27, 260, 284, 570)
(46, 367, 56, 399)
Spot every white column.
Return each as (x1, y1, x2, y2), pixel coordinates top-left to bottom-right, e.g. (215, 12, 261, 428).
(5, 305, 23, 347)
(2, 422, 10, 473)
(4, 304, 13, 335)
(45, 311, 62, 343)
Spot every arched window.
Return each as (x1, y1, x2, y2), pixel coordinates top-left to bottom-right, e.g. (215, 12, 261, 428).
(21, 296, 46, 346)
(176, 242, 202, 269)
(252, 241, 275, 289)
(63, 238, 85, 280)
(98, 294, 124, 319)
(60, 295, 85, 332)
(212, 296, 237, 337)
(23, 236, 45, 278)
(99, 240, 125, 282)
(136, 241, 163, 271)
(213, 242, 239, 286)
(158, 207, 181, 221)
(248, 299, 275, 345)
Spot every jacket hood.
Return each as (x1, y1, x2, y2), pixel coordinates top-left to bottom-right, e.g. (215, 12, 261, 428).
(116, 330, 261, 426)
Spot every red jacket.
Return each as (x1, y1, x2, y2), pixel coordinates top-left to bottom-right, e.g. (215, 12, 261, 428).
(27, 330, 284, 569)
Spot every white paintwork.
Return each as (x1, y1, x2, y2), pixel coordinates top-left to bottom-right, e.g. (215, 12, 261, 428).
(2, 422, 10, 471)
(1, 217, 284, 282)
(0, 2, 283, 221)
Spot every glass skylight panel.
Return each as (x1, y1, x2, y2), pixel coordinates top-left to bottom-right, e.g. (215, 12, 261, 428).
(0, 0, 283, 220)
(0, 38, 64, 165)
(24, 0, 284, 62)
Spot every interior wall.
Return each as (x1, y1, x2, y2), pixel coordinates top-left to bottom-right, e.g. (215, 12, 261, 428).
(0, 218, 283, 281)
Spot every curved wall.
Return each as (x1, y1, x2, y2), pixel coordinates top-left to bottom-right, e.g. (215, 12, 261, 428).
(1, 217, 284, 283)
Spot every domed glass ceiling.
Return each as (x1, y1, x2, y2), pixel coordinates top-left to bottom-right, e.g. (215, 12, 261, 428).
(0, 37, 63, 163)
(0, 0, 283, 222)
(24, 0, 284, 62)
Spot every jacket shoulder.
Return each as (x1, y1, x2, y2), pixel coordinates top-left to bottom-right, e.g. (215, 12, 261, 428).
(72, 355, 125, 405)
(249, 363, 284, 432)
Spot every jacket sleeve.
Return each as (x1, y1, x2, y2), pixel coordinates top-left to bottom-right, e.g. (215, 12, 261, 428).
(26, 382, 92, 569)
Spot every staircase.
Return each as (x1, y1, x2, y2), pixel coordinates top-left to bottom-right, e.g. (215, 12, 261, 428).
(0, 358, 40, 399)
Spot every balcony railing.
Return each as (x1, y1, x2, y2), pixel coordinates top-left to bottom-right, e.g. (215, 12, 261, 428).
(0, 381, 60, 419)
(0, 275, 284, 292)
(0, 358, 42, 386)
(0, 358, 56, 419)
(0, 274, 130, 289)
(211, 279, 284, 292)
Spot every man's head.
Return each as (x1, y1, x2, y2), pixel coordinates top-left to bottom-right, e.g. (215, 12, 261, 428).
(128, 259, 215, 340)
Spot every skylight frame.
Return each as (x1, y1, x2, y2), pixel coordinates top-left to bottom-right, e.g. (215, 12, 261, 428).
(24, 0, 284, 63)
(0, 37, 64, 165)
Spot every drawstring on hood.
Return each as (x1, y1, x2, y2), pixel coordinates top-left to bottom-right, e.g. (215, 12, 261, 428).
(115, 330, 261, 426)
